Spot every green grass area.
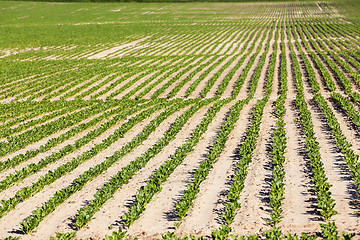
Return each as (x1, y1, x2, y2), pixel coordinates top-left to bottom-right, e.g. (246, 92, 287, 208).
(2, 0, 357, 49)
(0, 1, 247, 48)
(330, 0, 360, 23)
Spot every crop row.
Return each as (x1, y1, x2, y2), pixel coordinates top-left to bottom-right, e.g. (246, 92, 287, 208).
(331, 93, 360, 129)
(314, 94, 360, 195)
(232, 21, 275, 98)
(0, 100, 154, 192)
(266, 25, 287, 235)
(0, 101, 117, 158)
(289, 28, 339, 237)
(0, 99, 177, 220)
(74, 97, 216, 230)
(19, 99, 196, 233)
(293, 22, 336, 92)
(173, 22, 274, 224)
(212, 22, 278, 239)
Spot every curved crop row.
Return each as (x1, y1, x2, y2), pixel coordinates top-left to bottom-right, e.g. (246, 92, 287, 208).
(0, 101, 116, 158)
(75, 97, 218, 230)
(289, 27, 339, 237)
(0, 100, 154, 192)
(19, 99, 196, 234)
(0, 99, 178, 220)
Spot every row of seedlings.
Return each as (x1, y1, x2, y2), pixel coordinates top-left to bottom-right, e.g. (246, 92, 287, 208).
(18, 99, 197, 233)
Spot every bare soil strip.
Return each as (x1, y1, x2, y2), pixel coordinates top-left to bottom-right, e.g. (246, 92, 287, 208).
(1, 2, 360, 238)
(0, 105, 91, 143)
(292, 28, 360, 166)
(82, 75, 123, 101)
(97, 72, 146, 100)
(52, 75, 100, 101)
(229, 36, 277, 235)
(0, 105, 99, 163)
(154, 57, 209, 99)
(229, 100, 275, 236)
(175, 27, 273, 235)
(292, 23, 360, 232)
(68, 74, 118, 100)
(297, 39, 360, 233)
(305, 94, 360, 233)
(220, 27, 259, 99)
(0, 106, 166, 201)
(0, 106, 67, 131)
(187, 57, 235, 99)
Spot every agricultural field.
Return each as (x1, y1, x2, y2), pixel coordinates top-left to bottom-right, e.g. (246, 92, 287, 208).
(1, 0, 360, 239)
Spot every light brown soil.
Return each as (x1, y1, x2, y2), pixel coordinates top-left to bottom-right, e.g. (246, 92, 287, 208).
(187, 55, 234, 99)
(97, 72, 146, 100)
(0, 104, 100, 163)
(126, 103, 230, 238)
(220, 27, 259, 99)
(288, 26, 360, 234)
(0, 105, 91, 143)
(229, 26, 278, 235)
(0, 104, 139, 183)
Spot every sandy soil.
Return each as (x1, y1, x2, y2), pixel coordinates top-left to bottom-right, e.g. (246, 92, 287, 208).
(125, 101, 228, 238)
(228, 26, 277, 236)
(98, 72, 146, 100)
(0, 105, 92, 143)
(288, 26, 360, 234)
(120, 57, 189, 99)
(176, 100, 254, 237)
(187, 55, 234, 99)
(220, 26, 260, 99)
(69, 74, 118, 100)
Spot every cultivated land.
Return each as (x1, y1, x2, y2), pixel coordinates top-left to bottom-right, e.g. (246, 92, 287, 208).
(1, 1, 360, 239)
